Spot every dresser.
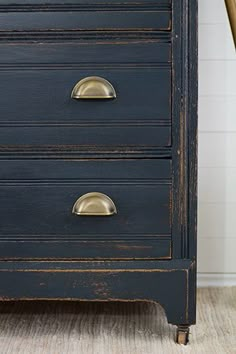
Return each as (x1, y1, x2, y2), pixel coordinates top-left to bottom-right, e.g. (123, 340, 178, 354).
(0, 0, 198, 345)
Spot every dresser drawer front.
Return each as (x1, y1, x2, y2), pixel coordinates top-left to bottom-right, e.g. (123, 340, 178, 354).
(0, 0, 171, 32)
(0, 240, 171, 260)
(0, 41, 171, 65)
(0, 184, 171, 259)
(1, 69, 171, 122)
(1, 68, 171, 148)
(0, 10, 171, 32)
(0, 159, 171, 260)
(0, 184, 171, 236)
(0, 126, 170, 147)
(0, 159, 171, 180)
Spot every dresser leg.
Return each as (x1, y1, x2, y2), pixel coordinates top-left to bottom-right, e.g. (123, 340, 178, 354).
(176, 325, 190, 345)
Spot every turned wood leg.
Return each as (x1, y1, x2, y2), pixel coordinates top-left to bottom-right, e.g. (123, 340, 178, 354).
(176, 325, 190, 345)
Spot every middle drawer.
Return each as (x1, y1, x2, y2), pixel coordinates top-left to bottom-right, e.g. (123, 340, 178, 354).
(0, 39, 171, 148)
(0, 68, 171, 148)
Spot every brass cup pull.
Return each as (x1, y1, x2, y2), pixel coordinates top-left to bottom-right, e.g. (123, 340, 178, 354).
(71, 76, 117, 100)
(72, 192, 117, 216)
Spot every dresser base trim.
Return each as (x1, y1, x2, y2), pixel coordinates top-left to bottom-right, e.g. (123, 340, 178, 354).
(0, 260, 196, 326)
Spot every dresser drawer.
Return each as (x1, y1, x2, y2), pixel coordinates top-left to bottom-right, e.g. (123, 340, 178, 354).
(0, 68, 171, 148)
(0, 159, 172, 260)
(0, 1, 171, 32)
(0, 41, 171, 65)
(0, 10, 171, 33)
(0, 159, 171, 180)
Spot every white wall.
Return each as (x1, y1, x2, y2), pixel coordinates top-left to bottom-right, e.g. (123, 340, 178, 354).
(198, 0, 236, 286)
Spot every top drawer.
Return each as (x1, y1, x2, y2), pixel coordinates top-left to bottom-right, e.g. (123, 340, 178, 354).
(0, 2, 171, 32)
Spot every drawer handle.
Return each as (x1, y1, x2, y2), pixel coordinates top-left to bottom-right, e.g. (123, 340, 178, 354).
(71, 76, 117, 100)
(72, 192, 117, 216)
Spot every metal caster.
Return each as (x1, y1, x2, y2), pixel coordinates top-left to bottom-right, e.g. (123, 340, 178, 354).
(176, 326, 190, 345)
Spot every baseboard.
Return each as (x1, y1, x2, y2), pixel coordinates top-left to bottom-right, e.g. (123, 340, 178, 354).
(197, 273, 236, 287)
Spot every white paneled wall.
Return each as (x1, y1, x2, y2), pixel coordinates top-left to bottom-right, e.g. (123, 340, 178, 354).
(198, 0, 236, 285)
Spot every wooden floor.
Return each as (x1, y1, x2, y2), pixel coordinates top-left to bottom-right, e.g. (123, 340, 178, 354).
(0, 287, 235, 354)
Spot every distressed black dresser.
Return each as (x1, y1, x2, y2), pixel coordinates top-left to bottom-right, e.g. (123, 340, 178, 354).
(0, 0, 198, 344)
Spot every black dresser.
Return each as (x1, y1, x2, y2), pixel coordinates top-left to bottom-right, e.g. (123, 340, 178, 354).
(0, 0, 198, 344)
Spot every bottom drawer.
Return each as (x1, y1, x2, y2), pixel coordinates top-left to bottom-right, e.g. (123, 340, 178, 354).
(0, 159, 172, 260)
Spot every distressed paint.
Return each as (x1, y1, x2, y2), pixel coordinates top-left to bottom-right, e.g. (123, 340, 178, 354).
(0, 0, 198, 342)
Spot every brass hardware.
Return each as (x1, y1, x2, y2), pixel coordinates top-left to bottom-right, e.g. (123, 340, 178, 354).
(71, 76, 116, 100)
(72, 192, 117, 216)
(225, 0, 236, 47)
(176, 326, 190, 345)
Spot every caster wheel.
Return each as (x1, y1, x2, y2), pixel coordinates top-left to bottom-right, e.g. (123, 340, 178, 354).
(176, 326, 190, 345)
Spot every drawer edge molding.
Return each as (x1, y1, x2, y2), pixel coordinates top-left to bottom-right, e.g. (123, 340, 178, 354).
(0, 159, 172, 181)
(0, 147, 173, 159)
(0, 4, 171, 11)
(0, 32, 172, 42)
(0, 42, 171, 65)
(0, 9, 171, 33)
(0, 240, 172, 260)
(0, 259, 196, 327)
